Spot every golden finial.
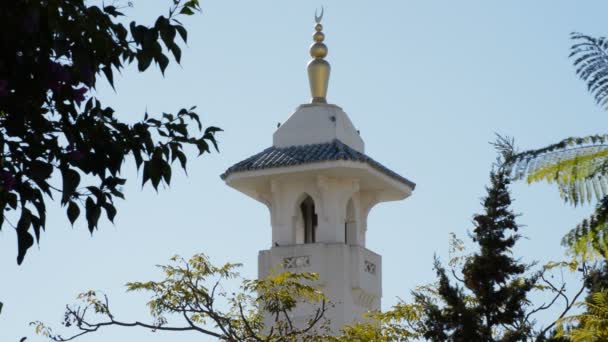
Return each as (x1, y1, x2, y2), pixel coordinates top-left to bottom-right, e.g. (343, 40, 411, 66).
(307, 7, 330, 104)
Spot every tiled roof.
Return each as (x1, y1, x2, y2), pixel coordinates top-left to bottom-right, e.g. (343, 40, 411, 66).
(220, 139, 415, 189)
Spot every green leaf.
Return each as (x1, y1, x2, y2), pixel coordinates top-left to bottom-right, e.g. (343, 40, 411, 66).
(175, 25, 187, 43)
(31, 214, 42, 243)
(16, 209, 33, 265)
(102, 65, 114, 89)
(137, 51, 153, 72)
(162, 113, 174, 121)
(102, 203, 117, 223)
(176, 150, 187, 171)
(133, 148, 143, 169)
(180, 6, 195, 15)
(169, 44, 182, 63)
(157, 54, 169, 74)
(183, 0, 200, 11)
(142, 161, 151, 186)
(162, 161, 171, 185)
(130, 22, 146, 44)
(67, 201, 80, 225)
(85, 197, 101, 233)
(196, 139, 209, 156)
(61, 168, 81, 204)
(150, 159, 162, 190)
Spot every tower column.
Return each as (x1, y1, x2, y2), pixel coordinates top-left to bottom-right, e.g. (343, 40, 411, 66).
(315, 176, 360, 244)
(221, 9, 415, 336)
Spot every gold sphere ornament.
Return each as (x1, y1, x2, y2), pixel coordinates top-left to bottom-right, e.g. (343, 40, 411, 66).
(313, 31, 325, 42)
(308, 7, 330, 104)
(309, 42, 328, 58)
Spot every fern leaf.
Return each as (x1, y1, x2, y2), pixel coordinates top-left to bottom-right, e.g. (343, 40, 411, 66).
(506, 135, 608, 205)
(557, 289, 608, 341)
(571, 32, 608, 108)
(562, 196, 608, 260)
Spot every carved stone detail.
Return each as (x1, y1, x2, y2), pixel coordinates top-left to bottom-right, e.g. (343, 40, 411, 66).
(364, 260, 376, 275)
(352, 288, 377, 310)
(283, 255, 311, 269)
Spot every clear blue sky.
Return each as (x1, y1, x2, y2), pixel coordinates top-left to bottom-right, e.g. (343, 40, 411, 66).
(3, 1, 608, 340)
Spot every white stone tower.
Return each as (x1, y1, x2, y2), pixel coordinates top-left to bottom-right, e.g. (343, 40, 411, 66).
(221, 11, 415, 334)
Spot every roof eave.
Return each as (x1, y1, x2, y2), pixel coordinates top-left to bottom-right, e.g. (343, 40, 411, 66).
(223, 160, 415, 196)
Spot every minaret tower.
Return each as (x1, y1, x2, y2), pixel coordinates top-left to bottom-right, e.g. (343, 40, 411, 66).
(221, 10, 415, 334)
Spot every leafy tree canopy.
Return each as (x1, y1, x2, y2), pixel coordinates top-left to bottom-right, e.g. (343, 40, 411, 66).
(33, 254, 330, 341)
(0, 0, 220, 264)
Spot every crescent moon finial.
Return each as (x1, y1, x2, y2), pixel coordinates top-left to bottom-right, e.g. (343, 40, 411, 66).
(309, 6, 330, 104)
(315, 6, 324, 24)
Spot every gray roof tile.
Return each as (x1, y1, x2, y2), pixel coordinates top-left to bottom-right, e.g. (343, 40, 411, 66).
(221, 140, 415, 189)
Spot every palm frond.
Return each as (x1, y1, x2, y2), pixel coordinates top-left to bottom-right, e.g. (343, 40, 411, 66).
(505, 135, 608, 205)
(571, 32, 608, 108)
(562, 197, 608, 260)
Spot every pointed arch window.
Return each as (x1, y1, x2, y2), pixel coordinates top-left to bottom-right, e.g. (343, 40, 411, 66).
(300, 196, 317, 244)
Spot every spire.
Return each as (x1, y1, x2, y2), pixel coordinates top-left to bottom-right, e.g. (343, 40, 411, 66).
(307, 7, 330, 104)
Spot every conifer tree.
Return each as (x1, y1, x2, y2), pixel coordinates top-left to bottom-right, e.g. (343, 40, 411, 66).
(420, 161, 536, 341)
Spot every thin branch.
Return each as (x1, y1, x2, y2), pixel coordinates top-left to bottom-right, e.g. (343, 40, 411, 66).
(451, 268, 465, 284)
(181, 311, 225, 339)
(54, 300, 225, 341)
(237, 301, 263, 342)
(526, 276, 567, 321)
(535, 263, 588, 340)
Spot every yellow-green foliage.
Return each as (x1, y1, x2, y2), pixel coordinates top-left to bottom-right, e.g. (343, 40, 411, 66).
(125, 254, 242, 320)
(507, 134, 608, 260)
(33, 254, 330, 341)
(526, 147, 608, 205)
(562, 198, 608, 261)
(558, 289, 608, 341)
(244, 270, 325, 315)
(332, 300, 427, 341)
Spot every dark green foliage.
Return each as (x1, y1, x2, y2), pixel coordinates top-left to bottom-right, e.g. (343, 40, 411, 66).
(500, 132, 608, 258)
(0, 0, 220, 264)
(583, 261, 608, 303)
(503, 134, 608, 206)
(562, 197, 608, 258)
(419, 164, 536, 341)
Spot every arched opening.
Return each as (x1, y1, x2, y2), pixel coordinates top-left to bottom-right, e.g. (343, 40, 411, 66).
(345, 198, 357, 245)
(296, 195, 317, 244)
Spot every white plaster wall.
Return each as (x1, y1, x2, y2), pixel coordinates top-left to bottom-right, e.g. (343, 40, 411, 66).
(258, 243, 382, 334)
(224, 166, 411, 335)
(273, 104, 365, 152)
(256, 173, 385, 335)
(268, 175, 367, 247)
